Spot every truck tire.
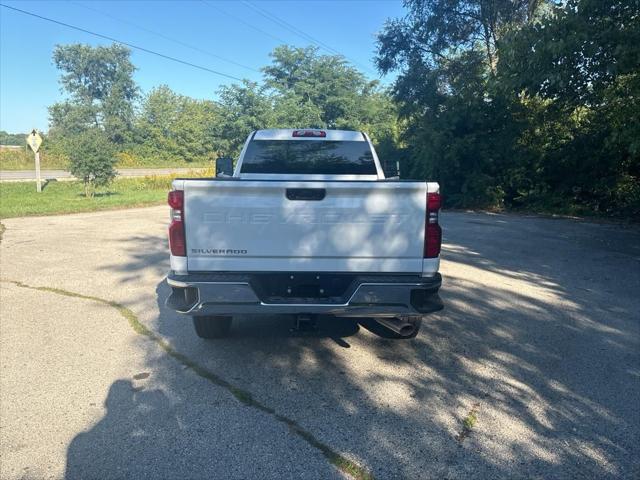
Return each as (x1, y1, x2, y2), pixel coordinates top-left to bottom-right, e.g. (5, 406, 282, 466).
(192, 316, 232, 339)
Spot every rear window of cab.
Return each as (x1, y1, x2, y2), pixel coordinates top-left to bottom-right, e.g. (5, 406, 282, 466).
(240, 140, 377, 175)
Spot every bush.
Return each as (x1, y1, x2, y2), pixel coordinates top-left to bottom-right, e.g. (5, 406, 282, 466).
(65, 129, 117, 197)
(614, 175, 640, 219)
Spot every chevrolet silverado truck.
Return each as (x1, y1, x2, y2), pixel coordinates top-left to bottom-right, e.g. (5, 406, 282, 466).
(165, 129, 443, 339)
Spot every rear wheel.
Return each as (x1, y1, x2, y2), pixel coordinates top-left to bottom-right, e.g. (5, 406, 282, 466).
(192, 316, 232, 339)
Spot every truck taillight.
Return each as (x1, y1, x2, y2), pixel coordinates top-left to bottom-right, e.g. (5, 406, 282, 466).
(424, 191, 442, 258)
(168, 190, 186, 257)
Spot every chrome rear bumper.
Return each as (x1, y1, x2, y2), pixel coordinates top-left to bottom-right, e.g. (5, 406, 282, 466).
(166, 272, 443, 317)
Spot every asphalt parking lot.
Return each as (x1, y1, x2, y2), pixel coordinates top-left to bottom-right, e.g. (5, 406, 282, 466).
(1, 207, 639, 479)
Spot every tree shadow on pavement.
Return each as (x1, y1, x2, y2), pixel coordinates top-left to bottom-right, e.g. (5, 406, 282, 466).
(78, 211, 640, 479)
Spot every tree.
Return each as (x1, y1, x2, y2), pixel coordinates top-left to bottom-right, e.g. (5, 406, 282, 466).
(259, 45, 402, 167)
(377, 0, 639, 217)
(272, 91, 324, 129)
(66, 129, 117, 197)
(134, 85, 220, 162)
(263, 46, 379, 129)
(376, 0, 539, 76)
(216, 81, 274, 155)
(498, 0, 640, 216)
(375, 0, 547, 207)
(500, 0, 638, 106)
(49, 44, 138, 144)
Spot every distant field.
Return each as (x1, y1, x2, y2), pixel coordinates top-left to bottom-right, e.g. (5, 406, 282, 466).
(0, 149, 68, 170)
(0, 149, 212, 170)
(0, 169, 212, 218)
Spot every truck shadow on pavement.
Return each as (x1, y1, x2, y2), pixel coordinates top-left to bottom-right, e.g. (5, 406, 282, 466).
(72, 212, 639, 479)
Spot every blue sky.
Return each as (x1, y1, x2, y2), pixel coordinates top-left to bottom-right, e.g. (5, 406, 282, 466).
(0, 0, 405, 134)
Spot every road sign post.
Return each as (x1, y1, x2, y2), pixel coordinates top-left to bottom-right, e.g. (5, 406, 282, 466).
(26, 130, 43, 192)
(35, 151, 42, 192)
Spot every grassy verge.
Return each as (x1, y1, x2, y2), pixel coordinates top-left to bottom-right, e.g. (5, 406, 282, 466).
(114, 152, 212, 168)
(0, 149, 212, 170)
(0, 170, 212, 218)
(0, 149, 68, 170)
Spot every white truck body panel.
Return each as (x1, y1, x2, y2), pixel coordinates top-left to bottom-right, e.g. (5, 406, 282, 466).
(252, 129, 366, 141)
(181, 179, 431, 274)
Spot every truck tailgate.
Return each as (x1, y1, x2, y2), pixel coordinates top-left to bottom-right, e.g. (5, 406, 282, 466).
(181, 179, 427, 273)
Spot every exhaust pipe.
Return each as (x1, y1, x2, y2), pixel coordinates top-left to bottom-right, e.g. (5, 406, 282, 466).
(375, 317, 416, 337)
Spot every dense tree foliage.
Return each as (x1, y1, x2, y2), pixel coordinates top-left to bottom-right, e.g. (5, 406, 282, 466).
(265, 46, 383, 129)
(499, 0, 640, 215)
(43, 8, 639, 218)
(132, 85, 221, 162)
(49, 44, 137, 144)
(377, 0, 639, 217)
(0, 131, 27, 146)
(46, 44, 399, 173)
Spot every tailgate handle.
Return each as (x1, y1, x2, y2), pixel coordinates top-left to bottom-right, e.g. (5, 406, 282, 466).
(286, 188, 326, 201)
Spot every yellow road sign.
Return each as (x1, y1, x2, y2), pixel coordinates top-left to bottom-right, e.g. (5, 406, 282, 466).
(26, 130, 42, 153)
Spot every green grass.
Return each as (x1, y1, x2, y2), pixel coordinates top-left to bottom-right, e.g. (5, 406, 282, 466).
(462, 410, 478, 430)
(0, 175, 186, 218)
(455, 403, 480, 443)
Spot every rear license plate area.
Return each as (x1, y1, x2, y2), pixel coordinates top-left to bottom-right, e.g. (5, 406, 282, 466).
(250, 273, 355, 304)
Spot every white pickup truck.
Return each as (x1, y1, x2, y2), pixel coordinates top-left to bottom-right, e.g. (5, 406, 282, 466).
(165, 129, 443, 339)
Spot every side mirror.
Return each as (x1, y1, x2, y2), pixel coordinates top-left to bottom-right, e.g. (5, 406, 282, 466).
(216, 157, 233, 177)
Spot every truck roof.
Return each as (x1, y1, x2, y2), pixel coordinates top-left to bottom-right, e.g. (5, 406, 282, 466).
(253, 129, 365, 142)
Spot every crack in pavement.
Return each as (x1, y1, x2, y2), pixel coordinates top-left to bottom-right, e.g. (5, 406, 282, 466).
(1, 278, 373, 480)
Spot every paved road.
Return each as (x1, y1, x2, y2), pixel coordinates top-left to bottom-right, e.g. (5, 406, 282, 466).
(0, 167, 207, 181)
(1, 208, 639, 479)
